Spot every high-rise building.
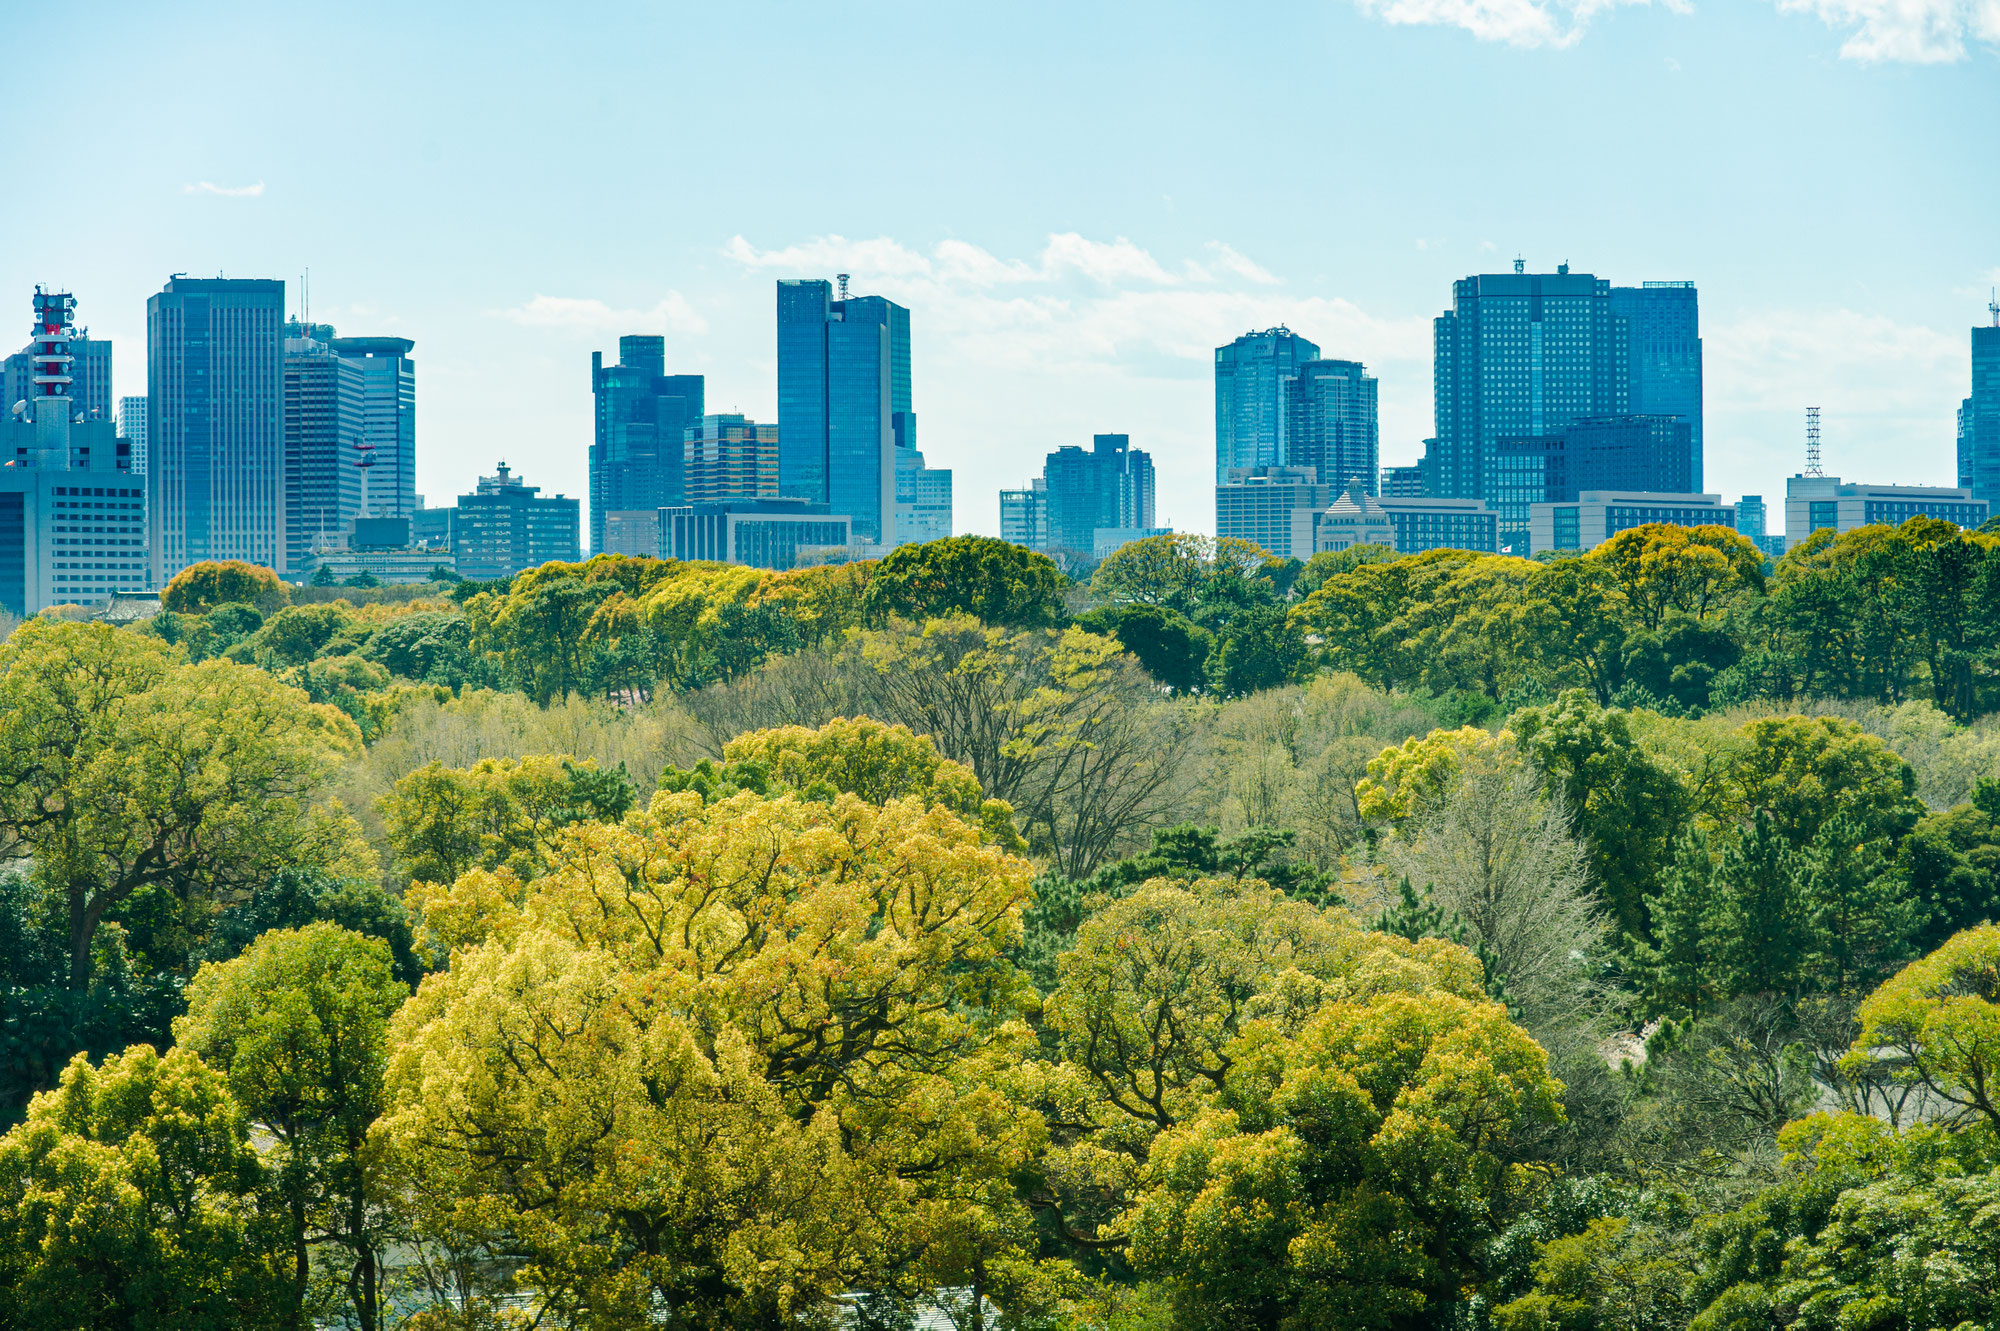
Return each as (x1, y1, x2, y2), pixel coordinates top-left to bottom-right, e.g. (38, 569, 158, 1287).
(1608, 282, 1703, 488)
(118, 396, 147, 475)
(1216, 466, 1330, 562)
(999, 479, 1047, 551)
(1490, 414, 1693, 551)
(1285, 359, 1378, 495)
(590, 336, 702, 554)
(147, 276, 286, 582)
(1960, 301, 2000, 510)
(684, 413, 778, 505)
(452, 461, 580, 581)
(1430, 265, 1629, 503)
(1375, 496, 1498, 555)
(0, 288, 147, 615)
(331, 336, 416, 522)
(895, 446, 953, 546)
(776, 279, 911, 548)
(1042, 434, 1156, 557)
(283, 321, 363, 577)
(1733, 493, 1786, 560)
(1215, 327, 1320, 482)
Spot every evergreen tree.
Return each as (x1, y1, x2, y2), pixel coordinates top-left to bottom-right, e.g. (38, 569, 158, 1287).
(1633, 831, 1724, 1019)
(1798, 814, 1922, 995)
(1708, 810, 1817, 998)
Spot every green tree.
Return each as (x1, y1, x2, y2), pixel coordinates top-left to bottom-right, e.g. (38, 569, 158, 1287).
(378, 754, 634, 892)
(1706, 811, 1818, 998)
(0, 1045, 290, 1329)
(177, 924, 409, 1331)
(1072, 603, 1211, 693)
(1510, 690, 1688, 937)
(163, 559, 292, 614)
(862, 534, 1067, 628)
(1632, 832, 1726, 1018)
(1900, 781, 2000, 952)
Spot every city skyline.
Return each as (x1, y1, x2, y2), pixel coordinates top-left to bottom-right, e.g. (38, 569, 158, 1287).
(1, 2, 1993, 540)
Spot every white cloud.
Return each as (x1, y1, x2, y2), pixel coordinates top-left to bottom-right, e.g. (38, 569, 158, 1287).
(1349, 0, 1686, 49)
(492, 293, 707, 337)
(1775, 0, 2000, 61)
(1704, 307, 1966, 501)
(183, 180, 264, 197)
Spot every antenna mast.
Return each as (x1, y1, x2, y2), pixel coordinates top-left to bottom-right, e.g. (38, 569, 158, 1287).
(1989, 288, 1998, 327)
(1805, 407, 1824, 478)
(836, 273, 850, 301)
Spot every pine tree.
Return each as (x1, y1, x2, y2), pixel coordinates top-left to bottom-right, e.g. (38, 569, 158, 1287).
(1374, 876, 1515, 1014)
(1707, 810, 1817, 998)
(1632, 831, 1722, 1019)
(1799, 813, 1922, 995)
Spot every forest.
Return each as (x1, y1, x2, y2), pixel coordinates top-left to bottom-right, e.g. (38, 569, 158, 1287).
(3, 517, 2000, 1330)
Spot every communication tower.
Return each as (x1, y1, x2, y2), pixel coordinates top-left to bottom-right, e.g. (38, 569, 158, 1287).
(1805, 407, 1824, 478)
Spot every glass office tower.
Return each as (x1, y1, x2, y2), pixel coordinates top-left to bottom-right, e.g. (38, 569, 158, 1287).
(147, 276, 286, 581)
(1609, 281, 1703, 490)
(1431, 266, 1628, 502)
(590, 335, 702, 553)
(775, 279, 909, 547)
(1215, 327, 1320, 483)
(332, 336, 417, 522)
(1961, 314, 2000, 509)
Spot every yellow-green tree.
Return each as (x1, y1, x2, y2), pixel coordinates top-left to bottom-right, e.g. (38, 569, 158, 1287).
(0, 1045, 292, 1329)
(379, 788, 1046, 1326)
(722, 715, 1025, 850)
(378, 753, 633, 893)
(1845, 924, 2000, 1131)
(1125, 992, 1562, 1330)
(1588, 523, 1764, 631)
(0, 620, 371, 991)
(162, 559, 293, 614)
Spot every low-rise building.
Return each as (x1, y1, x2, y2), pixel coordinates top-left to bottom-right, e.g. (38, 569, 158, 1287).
(1378, 496, 1498, 554)
(1093, 526, 1173, 560)
(1784, 475, 1989, 548)
(660, 499, 856, 571)
(1314, 482, 1397, 553)
(1529, 491, 1734, 555)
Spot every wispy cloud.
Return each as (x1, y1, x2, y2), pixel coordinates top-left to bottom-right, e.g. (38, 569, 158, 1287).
(183, 180, 265, 198)
(1775, 0, 2000, 61)
(720, 233, 1428, 379)
(491, 293, 707, 337)
(1348, 0, 1687, 50)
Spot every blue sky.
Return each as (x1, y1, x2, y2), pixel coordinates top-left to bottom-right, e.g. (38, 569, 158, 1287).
(3, 0, 1995, 537)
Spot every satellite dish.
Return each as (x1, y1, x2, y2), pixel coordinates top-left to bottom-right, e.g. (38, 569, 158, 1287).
(9, 400, 27, 421)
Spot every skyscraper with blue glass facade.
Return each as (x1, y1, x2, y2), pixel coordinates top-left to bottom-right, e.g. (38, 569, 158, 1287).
(591, 335, 702, 554)
(775, 279, 910, 548)
(1215, 327, 1320, 483)
(1431, 266, 1629, 504)
(147, 276, 286, 582)
(1960, 312, 2000, 510)
(1608, 282, 1703, 490)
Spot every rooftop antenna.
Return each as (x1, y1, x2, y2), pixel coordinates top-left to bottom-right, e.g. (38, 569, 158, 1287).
(1989, 288, 1998, 327)
(1805, 406, 1824, 478)
(1514, 255, 1525, 274)
(836, 273, 850, 301)
(303, 266, 309, 325)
